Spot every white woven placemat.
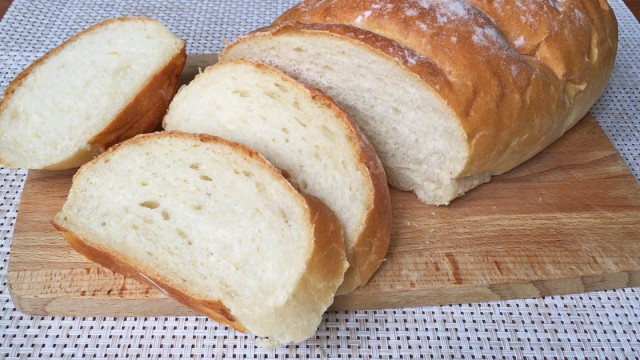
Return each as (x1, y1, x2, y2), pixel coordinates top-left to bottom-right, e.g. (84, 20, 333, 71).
(1, 0, 639, 358)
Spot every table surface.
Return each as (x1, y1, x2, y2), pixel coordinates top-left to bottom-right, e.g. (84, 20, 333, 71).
(0, 1, 639, 359)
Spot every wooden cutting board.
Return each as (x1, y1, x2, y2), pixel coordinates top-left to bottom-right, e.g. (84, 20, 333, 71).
(7, 54, 640, 316)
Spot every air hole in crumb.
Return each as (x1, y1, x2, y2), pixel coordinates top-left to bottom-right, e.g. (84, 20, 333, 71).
(192, 204, 202, 211)
(274, 83, 287, 92)
(200, 175, 212, 181)
(295, 118, 306, 128)
(232, 89, 250, 98)
(141, 181, 149, 186)
(293, 47, 304, 52)
(132, 224, 138, 230)
(146, 251, 153, 256)
(282, 127, 289, 134)
(190, 163, 200, 170)
(233, 169, 240, 174)
(321, 125, 335, 140)
(139, 200, 160, 209)
(243, 170, 253, 177)
(255, 182, 265, 193)
(187, 240, 193, 246)
(161, 210, 170, 220)
(143, 218, 154, 224)
(177, 229, 188, 239)
(265, 91, 278, 100)
(391, 107, 401, 115)
(292, 101, 300, 110)
(101, 222, 106, 226)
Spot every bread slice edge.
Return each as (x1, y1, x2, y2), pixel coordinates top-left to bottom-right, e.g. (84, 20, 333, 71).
(52, 131, 349, 345)
(0, 17, 187, 170)
(165, 58, 391, 294)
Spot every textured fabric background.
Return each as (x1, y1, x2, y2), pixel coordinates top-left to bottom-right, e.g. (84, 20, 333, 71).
(1, 0, 639, 358)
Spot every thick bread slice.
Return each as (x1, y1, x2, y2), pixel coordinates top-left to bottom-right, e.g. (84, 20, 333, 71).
(0, 17, 186, 170)
(52, 131, 348, 345)
(222, 0, 617, 205)
(163, 59, 391, 294)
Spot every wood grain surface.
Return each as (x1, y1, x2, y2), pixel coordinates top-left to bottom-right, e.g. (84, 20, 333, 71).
(6, 54, 640, 316)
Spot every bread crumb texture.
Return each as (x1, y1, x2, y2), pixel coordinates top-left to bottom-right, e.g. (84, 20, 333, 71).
(54, 132, 347, 345)
(0, 18, 184, 169)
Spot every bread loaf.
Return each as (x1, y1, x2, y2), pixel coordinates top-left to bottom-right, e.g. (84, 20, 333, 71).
(222, 0, 618, 204)
(0, 17, 186, 170)
(163, 59, 391, 294)
(53, 131, 348, 345)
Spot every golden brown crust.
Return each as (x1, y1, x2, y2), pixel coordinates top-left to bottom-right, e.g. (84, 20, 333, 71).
(52, 220, 249, 332)
(216, 59, 390, 293)
(0, 17, 186, 170)
(86, 45, 187, 155)
(336, 129, 391, 294)
(464, 0, 612, 84)
(230, 0, 617, 180)
(297, 192, 349, 298)
(225, 21, 556, 177)
(53, 131, 348, 338)
(312, 94, 391, 294)
(306, 83, 391, 295)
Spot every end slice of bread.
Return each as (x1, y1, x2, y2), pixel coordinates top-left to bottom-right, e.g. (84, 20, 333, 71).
(163, 59, 391, 294)
(0, 17, 186, 170)
(52, 131, 348, 345)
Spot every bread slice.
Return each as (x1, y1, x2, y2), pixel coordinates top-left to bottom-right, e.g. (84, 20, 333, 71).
(0, 17, 186, 170)
(221, 0, 617, 205)
(163, 59, 390, 294)
(52, 131, 348, 345)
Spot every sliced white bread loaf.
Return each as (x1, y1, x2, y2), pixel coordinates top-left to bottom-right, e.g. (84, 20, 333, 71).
(0, 17, 186, 170)
(222, 0, 617, 205)
(53, 131, 348, 345)
(163, 59, 391, 294)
